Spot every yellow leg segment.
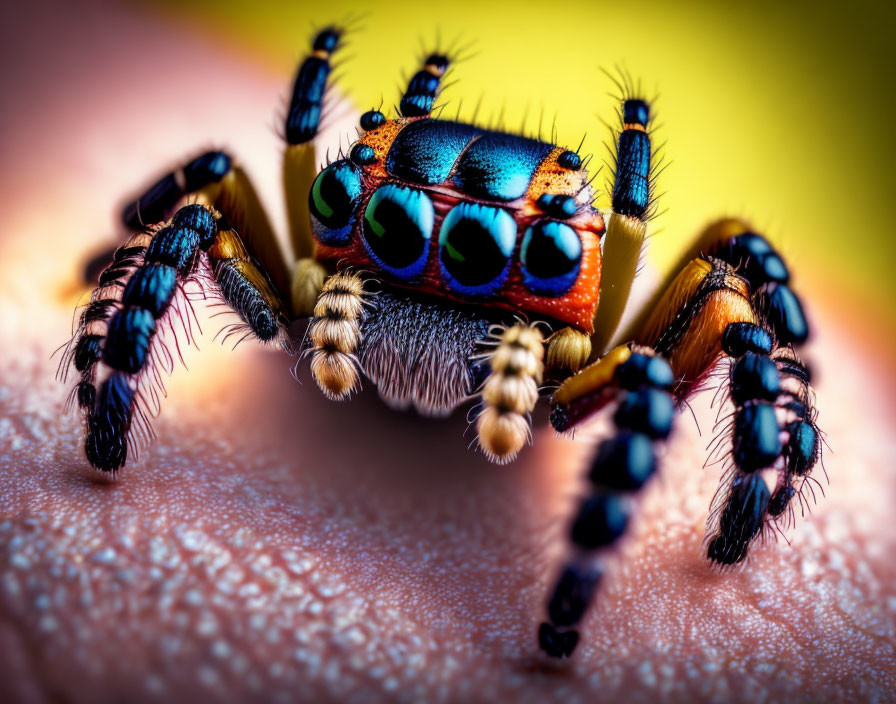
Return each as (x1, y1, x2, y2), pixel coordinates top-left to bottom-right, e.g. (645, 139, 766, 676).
(215, 166, 291, 303)
(552, 344, 631, 407)
(283, 143, 318, 261)
(283, 142, 329, 316)
(590, 214, 648, 356)
(627, 258, 757, 394)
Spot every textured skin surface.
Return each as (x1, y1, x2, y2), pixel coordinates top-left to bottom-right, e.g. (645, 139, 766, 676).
(1, 1, 895, 702)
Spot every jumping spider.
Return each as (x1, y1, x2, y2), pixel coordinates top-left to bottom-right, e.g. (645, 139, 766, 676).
(61, 26, 822, 659)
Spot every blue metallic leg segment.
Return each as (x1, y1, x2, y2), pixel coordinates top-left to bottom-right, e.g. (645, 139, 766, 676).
(282, 27, 342, 284)
(69, 205, 286, 472)
(704, 225, 810, 346)
(285, 27, 342, 145)
(539, 350, 675, 658)
(74, 205, 216, 471)
(399, 53, 450, 118)
(591, 97, 655, 354)
(707, 323, 821, 564)
(654, 219, 811, 348)
(612, 99, 652, 219)
(115, 148, 290, 303)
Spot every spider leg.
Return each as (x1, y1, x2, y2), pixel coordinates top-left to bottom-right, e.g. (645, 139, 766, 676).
(283, 26, 345, 315)
(540, 241, 821, 657)
(66, 204, 288, 473)
(120, 150, 290, 305)
(623, 220, 818, 563)
(475, 322, 545, 464)
(399, 50, 451, 118)
(539, 346, 675, 658)
(306, 269, 367, 400)
(590, 92, 654, 355)
(626, 238, 819, 552)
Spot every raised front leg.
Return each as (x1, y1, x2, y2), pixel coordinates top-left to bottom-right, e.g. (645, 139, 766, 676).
(399, 52, 450, 118)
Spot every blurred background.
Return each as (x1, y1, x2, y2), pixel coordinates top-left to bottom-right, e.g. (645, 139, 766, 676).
(152, 0, 896, 351)
(3, 0, 893, 348)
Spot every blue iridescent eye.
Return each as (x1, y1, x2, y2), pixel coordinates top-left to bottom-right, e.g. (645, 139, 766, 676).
(439, 203, 516, 296)
(309, 160, 362, 246)
(362, 184, 434, 279)
(520, 220, 582, 297)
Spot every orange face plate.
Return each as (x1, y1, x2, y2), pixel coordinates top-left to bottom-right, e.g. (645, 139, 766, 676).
(313, 118, 605, 333)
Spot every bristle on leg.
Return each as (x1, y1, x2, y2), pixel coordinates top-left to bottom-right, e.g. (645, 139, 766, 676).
(476, 323, 544, 463)
(64, 203, 288, 473)
(307, 271, 366, 401)
(63, 204, 219, 472)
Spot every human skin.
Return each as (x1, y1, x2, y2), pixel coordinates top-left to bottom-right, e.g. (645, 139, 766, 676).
(1, 2, 895, 702)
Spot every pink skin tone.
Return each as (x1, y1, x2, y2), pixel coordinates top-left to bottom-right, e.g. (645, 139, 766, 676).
(1, 2, 895, 702)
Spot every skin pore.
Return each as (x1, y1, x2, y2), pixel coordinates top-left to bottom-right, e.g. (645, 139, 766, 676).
(1, 1, 894, 701)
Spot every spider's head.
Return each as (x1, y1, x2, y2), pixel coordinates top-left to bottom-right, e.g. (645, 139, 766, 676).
(308, 113, 605, 333)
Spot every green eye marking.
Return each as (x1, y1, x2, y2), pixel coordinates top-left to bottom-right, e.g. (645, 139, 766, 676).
(444, 242, 464, 262)
(311, 173, 334, 218)
(438, 202, 516, 295)
(309, 161, 362, 232)
(366, 215, 384, 237)
(361, 184, 434, 278)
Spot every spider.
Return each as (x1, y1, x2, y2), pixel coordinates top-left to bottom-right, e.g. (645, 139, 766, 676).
(61, 26, 823, 660)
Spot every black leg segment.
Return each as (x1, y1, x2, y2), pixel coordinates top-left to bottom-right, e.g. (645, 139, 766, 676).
(121, 151, 232, 231)
(286, 27, 342, 145)
(399, 53, 450, 118)
(539, 349, 675, 659)
(611, 99, 652, 219)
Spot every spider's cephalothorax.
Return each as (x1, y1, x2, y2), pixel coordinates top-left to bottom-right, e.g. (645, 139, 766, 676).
(62, 26, 824, 660)
(307, 113, 604, 423)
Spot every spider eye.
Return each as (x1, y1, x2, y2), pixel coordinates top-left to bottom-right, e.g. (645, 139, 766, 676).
(520, 220, 582, 297)
(362, 184, 433, 278)
(309, 160, 362, 246)
(439, 203, 516, 296)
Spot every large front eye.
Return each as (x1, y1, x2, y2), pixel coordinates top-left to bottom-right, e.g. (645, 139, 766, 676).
(439, 203, 516, 296)
(309, 160, 362, 246)
(520, 220, 582, 297)
(362, 184, 434, 278)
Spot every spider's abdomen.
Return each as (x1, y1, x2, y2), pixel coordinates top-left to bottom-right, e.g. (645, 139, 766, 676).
(309, 117, 605, 333)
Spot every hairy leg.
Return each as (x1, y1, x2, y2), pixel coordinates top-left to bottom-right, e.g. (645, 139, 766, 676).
(0, 3, 893, 703)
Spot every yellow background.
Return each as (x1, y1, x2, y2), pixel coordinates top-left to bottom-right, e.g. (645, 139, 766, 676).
(156, 0, 894, 343)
